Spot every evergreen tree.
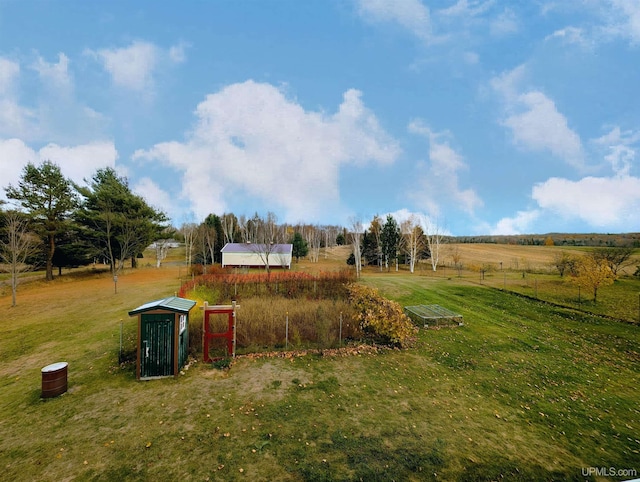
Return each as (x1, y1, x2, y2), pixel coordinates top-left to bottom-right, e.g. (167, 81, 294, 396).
(76, 168, 168, 274)
(291, 232, 309, 261)
(5, 160, 77, 281)
(361, 229, 379, 266)
(381, 214, 400, 271)
(203, 214, 225, 263)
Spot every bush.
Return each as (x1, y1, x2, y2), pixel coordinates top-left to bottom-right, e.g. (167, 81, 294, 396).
(346, 283, 417, 348)
(178, 269, 355, 302)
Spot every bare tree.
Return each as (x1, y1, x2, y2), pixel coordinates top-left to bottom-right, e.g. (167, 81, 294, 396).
(238, 213, 260, 243)
(450, 245, 463, 277)
(324, 225, 339, 258)
(203, 224, 217, 267)
(181, 223, 198, 268)
(591, 246, 636, 277)
(306, 225, 323, 263)
(251, 212, 282, 272)
(116, 218, 139, 273)
(401, 215, 424, 274)
(422, 217, 444, 272)
(349, 216, 363, 278)
(238, 215, 249, 243)
(154, 238, 170, 268)
(221, 213, 237, 244)
(0, 211, 40, 306)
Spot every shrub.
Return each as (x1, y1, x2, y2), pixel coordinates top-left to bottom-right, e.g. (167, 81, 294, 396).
(346, 283, 417, 348)
(179, 270, 371, 354)
(178, 269, 355, 302)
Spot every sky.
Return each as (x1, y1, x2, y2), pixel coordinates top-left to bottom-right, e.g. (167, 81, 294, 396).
(1, 0, 639, 236)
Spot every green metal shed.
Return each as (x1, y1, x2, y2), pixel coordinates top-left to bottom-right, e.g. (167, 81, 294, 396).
(128, 296, 196, 380)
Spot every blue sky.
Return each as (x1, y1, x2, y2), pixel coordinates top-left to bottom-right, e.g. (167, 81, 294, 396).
(1, 1, 639, 235)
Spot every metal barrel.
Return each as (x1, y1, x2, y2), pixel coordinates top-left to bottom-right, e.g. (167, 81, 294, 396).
(41, 362, 68, 398)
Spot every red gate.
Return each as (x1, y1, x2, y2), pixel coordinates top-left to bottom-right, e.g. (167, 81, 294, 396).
(202, 302, 239, 362)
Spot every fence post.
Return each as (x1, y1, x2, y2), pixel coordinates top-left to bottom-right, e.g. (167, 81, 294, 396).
(285, 311, 289, 350)
(339, 312, 343, 347)
(232, 300, 237, 358)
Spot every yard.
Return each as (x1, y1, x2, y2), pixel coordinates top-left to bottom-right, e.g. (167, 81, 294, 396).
(0, 245, 639, 481)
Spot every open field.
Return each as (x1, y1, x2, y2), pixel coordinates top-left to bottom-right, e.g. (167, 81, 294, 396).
(1, 245, 639, 481)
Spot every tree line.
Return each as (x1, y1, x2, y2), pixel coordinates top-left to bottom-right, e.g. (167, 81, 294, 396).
(1, 161, 168, 306)
(3, 161, 638, 307)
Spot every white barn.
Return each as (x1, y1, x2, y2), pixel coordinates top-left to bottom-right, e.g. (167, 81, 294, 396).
(221, 243, 293, 269)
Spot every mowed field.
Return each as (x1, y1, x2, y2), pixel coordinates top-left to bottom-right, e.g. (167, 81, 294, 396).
(0, 244, 639, 481)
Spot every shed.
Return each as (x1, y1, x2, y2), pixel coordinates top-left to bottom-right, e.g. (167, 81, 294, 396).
(221, 243, 293, 269)
(128, 296, 196, 380)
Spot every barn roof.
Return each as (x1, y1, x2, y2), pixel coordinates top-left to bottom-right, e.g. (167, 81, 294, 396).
(221, 243, 293, 254)
(128, 296, 196, 316)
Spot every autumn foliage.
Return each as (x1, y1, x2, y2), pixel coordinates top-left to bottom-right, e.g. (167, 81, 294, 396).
(571, 256, 616, 302)
(178, 268, 355, 302)
(179, 269, 418, 352)
(346, 283, 417, 348)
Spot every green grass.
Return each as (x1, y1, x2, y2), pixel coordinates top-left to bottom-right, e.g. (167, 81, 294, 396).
(406, 265, 640, 323)
(1, 265, 639, 480)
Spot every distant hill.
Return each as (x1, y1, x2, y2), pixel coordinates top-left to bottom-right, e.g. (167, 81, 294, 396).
(451, 233, 640, 247)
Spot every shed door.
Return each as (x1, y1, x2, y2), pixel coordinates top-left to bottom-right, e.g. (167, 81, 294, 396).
(140, 314, 174, 378)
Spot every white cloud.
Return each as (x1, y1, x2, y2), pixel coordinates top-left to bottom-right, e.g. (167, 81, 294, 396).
(0, 54, 109, 144)
(0, 139, 38, 193)
(408, 120, 482, 216)
(593, 126, 640, 176)
(492, 66, 584, 169)
(0, 139, 118, 203)
(355, 0, 434, 42)
(437, 0, 495, 24)
(86, 40, 188, 94)
(32, 53, 72, 90)
(39, 141, 118, 184)
(490, 210, 540, 235)
(490, 64, 526, 100)
(133, 177, 173, 217)
(603, 0, 640, 44)
(87, 41, 158, 92)
(168, 41, 189, 63)
(546, 0, 640, 47)
(0, 57, 37, 140)
(0, 57, 19, 94)
(532, 175, 640, 228)
(490, 8, 519, 37)
(133, 80, 400, 223)
(545, 26, 589, 46)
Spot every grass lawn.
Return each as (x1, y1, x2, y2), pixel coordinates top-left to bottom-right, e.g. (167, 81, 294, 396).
(1, 253, 639, 481)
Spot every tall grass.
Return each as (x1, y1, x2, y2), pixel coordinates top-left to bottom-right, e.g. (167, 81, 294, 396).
(178, 268, 355, 302)
(182, 270, 359, 354)
(236, 297, 356, 351)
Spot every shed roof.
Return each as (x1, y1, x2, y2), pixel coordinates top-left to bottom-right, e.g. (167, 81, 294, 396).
(221, 243, 293, 254)
(128, 296, 196, 316)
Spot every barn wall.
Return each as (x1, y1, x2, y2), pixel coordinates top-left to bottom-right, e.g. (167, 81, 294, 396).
(222, 251, 291, 268)
(222, 252, 264, 267)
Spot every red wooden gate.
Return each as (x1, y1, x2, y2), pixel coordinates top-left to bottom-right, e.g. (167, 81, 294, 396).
(202, 302, 238, 362)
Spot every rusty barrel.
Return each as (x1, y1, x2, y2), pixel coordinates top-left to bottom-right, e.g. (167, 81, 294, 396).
(41, 362, 68, 398)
